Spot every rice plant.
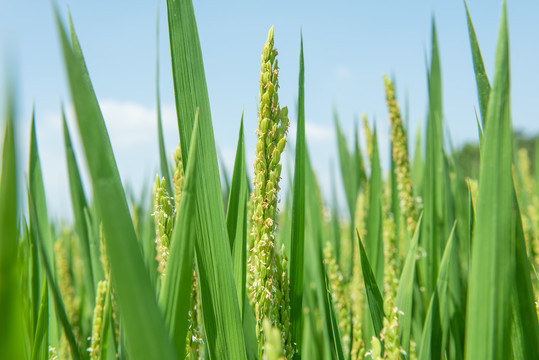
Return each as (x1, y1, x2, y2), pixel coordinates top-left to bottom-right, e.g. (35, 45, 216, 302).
(1, 0, 538, 359)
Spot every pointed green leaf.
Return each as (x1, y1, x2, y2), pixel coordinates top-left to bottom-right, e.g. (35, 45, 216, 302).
(31, 280, 49, 360)
(395, 214, 422, 357)
(421, 19, 446, 299)
(159, 112, 200, 358)
(155, 10, 173, 195)
(366, 127, 383, 290)
(28, 112, 60, 351)
(56, 10, 176, 359)
(166, 0, 246, 357)
(465, 4, 514, 358)
(418, 290, 442, 360)
(289, 33, 306, 355)
(0, 92, 24, 360)
(62, 110, 94, 301)
(226, 114, 248, 318)
(465, 2, 492, 126)
(29, 192, 81, 360)
(357, 231, 384, 338)
(334, 110, 356, 219)
(324, 271, 345, 360)
(510, 200, 539, 358)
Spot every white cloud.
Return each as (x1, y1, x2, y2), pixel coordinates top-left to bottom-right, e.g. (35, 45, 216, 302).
(333, 65, 357, 80)
(31, 99, 180, 220)
(288, 121, 335, 145)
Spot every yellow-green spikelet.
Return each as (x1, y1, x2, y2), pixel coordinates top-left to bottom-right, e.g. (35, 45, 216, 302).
(173, 145, 184, 209)
(89, 280, 107, 360)
(248, 26, 292, 358)
(153, 175, 175, 277)
(384, 75, 417, 235)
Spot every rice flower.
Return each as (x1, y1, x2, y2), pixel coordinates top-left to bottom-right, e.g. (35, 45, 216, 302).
(248, 26, 292, 358)
(262, 318, 285, 360)
(153, 175, 175, 277)
(384, 75, 417, 235)
(89, 280, 107, 360)
(173, 144, 184, 209)
(363, 114, 373, 163)
(186, 270, 203, 359)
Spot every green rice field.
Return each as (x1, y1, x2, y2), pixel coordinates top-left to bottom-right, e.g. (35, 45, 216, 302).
(1, 0, 538, 359)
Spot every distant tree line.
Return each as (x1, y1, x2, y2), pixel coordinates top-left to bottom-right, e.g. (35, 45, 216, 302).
(453, 130, 538, 180)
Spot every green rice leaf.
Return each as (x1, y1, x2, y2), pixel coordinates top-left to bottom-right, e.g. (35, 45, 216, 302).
(289, 32, 306, 355)
(31, 280, 49, 360)
(166, 0, 246, 357)
(366, 127, 383, 290)
(242, 293, 258, 360)
(155, 11, 173, 196)
(395, 214, 422, 357)
(85, 207, 105, 289)
(62, 110, 95, 301)
(0, 93, 24, 360)
(436, 225, 457, 356)
(354, 119, 366, 190)
(329, 163, 341, 263)
(535, 139, 539, 199)
(220, 152, 231, 206)
(29, 113, 54, 269)
(421, 20, 446, 299)
(419, 223, 458, 360)
(29, 112, 60, 350)
(418, 290, 442, 360)
(159, 112, 200, 358)
(226, 113, 248, 318)
(357, 231, 384, 338)
(305, 150, 333, 358)
(334, 110, 356, 220)
(411, 125, 424, 197)
(29, 191, 81, 360)
(55, 9, 177, 359)
(465, 1, 492, 127)
(465, 3, 514, 358)
(324, 271, 345, 360)
(510, 200, 539, 358)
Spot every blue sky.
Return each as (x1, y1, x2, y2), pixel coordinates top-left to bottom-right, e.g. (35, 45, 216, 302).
(1, 1, 538, 219)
